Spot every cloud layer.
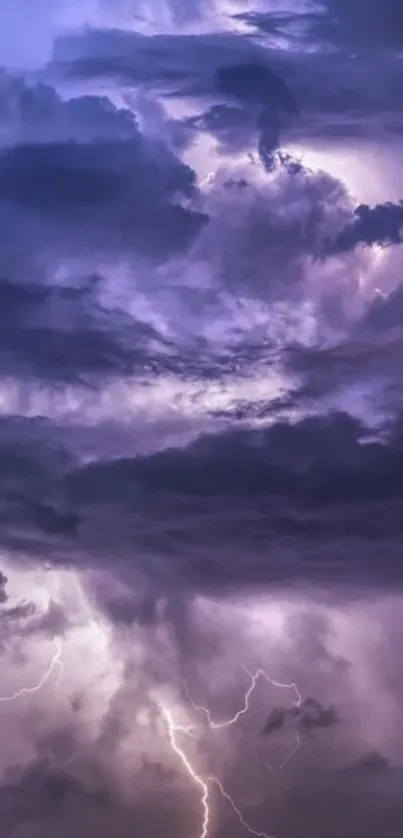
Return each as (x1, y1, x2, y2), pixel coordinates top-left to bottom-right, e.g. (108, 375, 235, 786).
(1, 2, 403, 837)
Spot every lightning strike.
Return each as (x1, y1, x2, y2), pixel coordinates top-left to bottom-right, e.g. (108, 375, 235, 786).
(161, 705, 275, 838)
(161, 706, 210, 838)
(161, 667, 301, 837)
(0, 638, 63, 703)
(260, 729, 301, 774)
(183, 667, 302, 782)
(278, 730, 301, 771)
(242, 669, 302, 772)
(212, 778, 274, 838)
(184, 667, 301, 730)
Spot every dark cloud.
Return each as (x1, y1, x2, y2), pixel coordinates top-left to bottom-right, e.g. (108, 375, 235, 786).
(0, 139, 204, 262)
(87, 572, 162, 628)
(0, 76, 205, 276)
(0, 570, 7, 604)
(319, 0, 403, 50)
(49, 29, 266, 94)
(1, 410, 403, 594)
(214, 62, 296, 114)
(18, 500, 79, 538)
(237, 1, 403, 52)
(233, 11, 403, 142)
(186, 103, 257, 152)
(50, 30, 298, 164)
(346, 750, 392, 775)
(232, 9, 319, 42)
(46, 11, 403, 152)
(0, 275, 170, 384)
(298, 697, 339, 733)
(328, 200, 403, 253)
(52, 409, 403, 589)
(0, 135, 197, 214)
(0, 415, 75, 553)
(263, 697, 338, 737)
(290, 55, 403, 141)
(192, 62, 298, 168)
(263, 706, 287, 736)
(0, 72, 136, 144)
(0, 142, 127, 209)
(65, 410, 376, 506)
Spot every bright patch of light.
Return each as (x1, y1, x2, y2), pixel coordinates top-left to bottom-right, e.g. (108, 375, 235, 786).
(283, 144, 391, 204)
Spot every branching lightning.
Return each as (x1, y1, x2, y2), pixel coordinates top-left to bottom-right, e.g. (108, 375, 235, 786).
(162, 706, 210, 838)
(184, 667, 301, 729)
(259, 729, 301, 774)
(0, 638, 63, 703)
(0, 573, 109, 710)
(0, 579, 301, 838)
(211, 778, 274, 838)
(161, 704, 275, 838)
(160, 667, 302, 838)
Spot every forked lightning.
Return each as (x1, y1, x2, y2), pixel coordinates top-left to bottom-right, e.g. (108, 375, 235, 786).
(0, 638, 63, 703)
(161, 666, 302, 838)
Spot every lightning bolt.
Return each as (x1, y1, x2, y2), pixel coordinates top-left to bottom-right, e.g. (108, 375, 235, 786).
(258, 729, 301, 774)
(161, 706, 210, 838)
(183, 668, 301, 730)
(242, 668, 302, 773)
(0, 638, 63, 703)
(160, 667, 302, 837)
(160, 705, 275, 838)
(0, 573, 110, 710)
(0, 578, 300, 838)
(211, 778, 274, 838)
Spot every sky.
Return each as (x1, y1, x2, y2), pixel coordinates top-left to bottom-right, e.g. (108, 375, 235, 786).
(1, 1, 403, 836)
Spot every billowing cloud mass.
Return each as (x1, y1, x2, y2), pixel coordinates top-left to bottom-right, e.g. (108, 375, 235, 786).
(1, 2, 403, 838)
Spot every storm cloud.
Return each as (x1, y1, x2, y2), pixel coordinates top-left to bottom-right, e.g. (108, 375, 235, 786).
(0, 2, 403, 838)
